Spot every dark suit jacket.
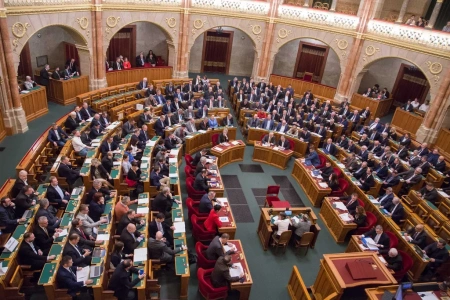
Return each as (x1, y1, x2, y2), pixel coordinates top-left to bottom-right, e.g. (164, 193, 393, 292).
(419, 187, 438, 204)
(63, 242, 90, 267)
(387, 203, 404, 224)
(32, 225, 55, 254)
(218, 134, 229, 144)
(48, 127, 68, 143)
(378, 193, 394, 207)
(149, 220, 171, 240)
(69, 227, 95, 249)
(434, 161, 446, 172)
(262, 135, 276, 144)
(0, 205, 18, 233)
(57, 266, 85, 296)
(406, 228, 427, 249)
(361, 174, 375, 191)
(18, 241, 47, 269)
(108, 262, 140, 299)
(152, 193, 173, 214)
(363, 229, 390, 254)
(57, 164, 80, 184)
(11, 178, 27, 199)
(147, 238, 181, 263)
(211, 256, 240, 288)
(40, 68, 50, 86)
(46, 185, 69, 205)
(196, 109, 209, 119)
(35, 207, 59, 230)
(15, 191, 36, 217)
(205, 236, 228, 260)
(120, 229, 141, 254)
(64, 117, 79, 134)
(323, 143, 337, 156)
(277, 139, 290, 150)
(154, 119, 166, 137)
(194, 173, 209, 191)
(79, 107, 96, 120)
(386, 255, 403, 272)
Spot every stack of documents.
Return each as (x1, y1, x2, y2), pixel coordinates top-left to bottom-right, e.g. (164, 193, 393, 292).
(333, 202, 347, 210)
(173, 222, 186, 233)
(229, 263, 243, 277)
(231, 141, 240, 145)
(318, 182, 328, 188)
(339, 213, 352, 222)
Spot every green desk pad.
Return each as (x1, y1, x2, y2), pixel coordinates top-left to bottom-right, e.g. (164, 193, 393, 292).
(138, 193, 148, 199)
(172, 208, 182, 220)
(175, 256, 188, 275)
(143, 148, 152, 156)
(151, 136, 159, 141)
(129, 203, 137, 211)
(66, 200, 78, 213)
(87, 278, 100, 286)
(98, 223, 108, 230)
(111, 169, 119, 178)
(140, 171, 149, 181)
(36, 184, 49, 195)
(29, 86, 41, 91)
(103, 203, 112, 215)
(12, 224, 27, 240)
(174, 239, 186, 255)
(132, 271, 144, 287)
(426, 201, 438, 210)
(80, 166, 90, 175)
(379, 208, 389, 215)
(173, 232, 185, 238)
(38, 263, 57, 285)
(87, 150, 96, 158)
(24, 209, 35, 220)
(60, 213, 74, 227)
(48, 244, 63, 260)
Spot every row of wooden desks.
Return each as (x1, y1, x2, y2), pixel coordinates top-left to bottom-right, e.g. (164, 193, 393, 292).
(210, 140, 246, 169)
(185, 126, 236, 155)
(252, 142, 294, 169)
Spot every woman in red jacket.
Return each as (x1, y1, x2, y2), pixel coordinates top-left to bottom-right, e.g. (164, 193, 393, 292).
(204, 204, 223, 232)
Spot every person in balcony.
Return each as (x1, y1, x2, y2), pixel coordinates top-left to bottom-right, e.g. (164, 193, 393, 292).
(123, 57, 131, 69)
(405, 15, 416, 26)
(416, 17, 426, 27)
(443, 21, 450, 33)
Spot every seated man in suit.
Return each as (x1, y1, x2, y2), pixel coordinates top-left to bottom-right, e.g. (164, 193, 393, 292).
(385, 248, 403, 272)
(194, 169, 210, 192)
(262, 131, 276, 146)
(433, 155, 446, 172)
(421, 239, 449, 281)
(154, 90, 166, 105)
(319, 161, 334, 179)
(0, 197, 25, 233)
(108, 259, 145, 300)
(117, 210, 144, 235)
(359, 225, 390, 254)
(211, 255, 244, 288)
(80, 102, 96, 120)
(206, 233, 236, 261)
(164, 133, 182, 150)
(154, 115, 167, 137)
(11, 170, 28, 199)
(120, 223, 144, 254)
(402, 100, 414, 112)
(277, 135, 290, 150)
(150, 166, 170, 191)
(15, 185, 37, 217)
(63, 233, 92, 267)
(199, 191, 216, 214)
(196, 105, 209, 119)
(385, 197, 404, 225)
(19, 232, 56, 270)
(399, 167, 423, 194)
(381, 170, 401, 191)
(305, 145, 320, 167)
(359, 167, 375, 192)
(276, 120, 289, 133)
(48, 123, 68, 148)
(100, 136, 118, 158)
(323, 138, 337, 156)
(417, 181, 439, 205)
(151, 187, 180, 220)
(57, 256, 93, 297)
(64, 112, 84, 134)
(403, 224, 427, 249)
(378, 187, 394, 208)
(46, 176, 70, 208)
(148, 231, 185, 264)
(58, 156, 81, 186)
(35, 198, 61, 230)
(334, 192, 359, 215)
(373, 160, 389, 180)
(149, 212, 174, 246)
(34, 213, 61, 255)
(222, 114, 234, 127)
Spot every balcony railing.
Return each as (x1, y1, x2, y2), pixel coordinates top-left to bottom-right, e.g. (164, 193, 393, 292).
(367, 20, 450, 51)
(4, 0, 89, 6)
(102, 0, 181, 4)
(191, 0, 270, 15)
(278, 5, 359, 30)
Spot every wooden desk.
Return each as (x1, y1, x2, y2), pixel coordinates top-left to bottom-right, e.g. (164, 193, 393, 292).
(36, 75, 89, 105)
(365, 284, 443, 300)
(257, 207, 320, 251)
(185, 127, 236, 155)
(269, 74, 336, 100)
(311, 253, 397, 300)
(215, 197, 237, 239)
(210, 140, 246, 168)
(207, 162, 224, 198)
(252, 142, 294, 169)
(228, 240, 253, 300)
(106, 66, 172, 86)
(391, 107, 423, 138)
(320, 197, 357, 243)
(291, 159, 331, 207)
(287, 266, 312, 300)
(20, 85, 48, 121)
(350, 93, 393, 119)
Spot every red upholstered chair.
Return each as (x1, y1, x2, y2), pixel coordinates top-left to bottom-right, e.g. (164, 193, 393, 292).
(186, 177, 206, 200)
(303, 72, 313, 82)
(333, 167, 342, 178)
(212, 134, 219, 146)
(197, 268, 228, 300)
(264, 185, 281, 207)
(185, 165, 194, 178)
(196, 242, 216, 269)
(185, 154, 196, 168)
(394, 250, 413, 281)
(187, 197, 208, 220)
(329, 178, 348, 197)
(385, 231, 398, 249)
(357, 199, 365, 207)
(317, 155, 327, 169)
(288, 139, 295, 151)
(191, 215, 216, 243)
(355, 211, 377, 235)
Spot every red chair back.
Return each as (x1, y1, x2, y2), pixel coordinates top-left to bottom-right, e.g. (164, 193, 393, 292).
(356, 211, 377, 235)
(357, 199, 365, 207)
(333, 167, 342, 178)
(317, 155, 327, 169)
(185, 154, 195, 167)
(303, 73, 313, 82)
(288, 139, 295, 151)
(195, 242, 216, 269)
(197, 268, 228, 300)
(266, 185, 280, 196)
(385, 231, 398, 249)
(184, 165, 194, 178)
(191, 215, 216, 243)
(394, 250, 413, 281)
(187, 197, 208, 220)
(329, 178, 348, 197)
(186, 177, 206, 200)
(212, 134, 219, 146)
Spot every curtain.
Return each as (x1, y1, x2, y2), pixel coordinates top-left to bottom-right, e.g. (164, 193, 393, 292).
(295, 45, 326, 81)
(435, 0, 450, 30)
(107, 29, 132, 64)
(203, 31, 230, 73)
(393, 67, 429, 104)
(424, 0, 436, 20)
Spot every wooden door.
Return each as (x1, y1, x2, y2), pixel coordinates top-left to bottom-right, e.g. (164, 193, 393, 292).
(201, 30, 233, 74)
(18, 42, 32, 80)
(106, 26, 136, 67)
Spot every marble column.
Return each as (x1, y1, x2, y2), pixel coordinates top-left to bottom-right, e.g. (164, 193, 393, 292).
(370, 0, 386, 19)
(93, 0, 107, 89)
(0, 8, 28, 133)
(175, 0, 189, 78)
(303, 0, 310, 7)
(426, 0, 443, 29)
(395, 0, 410, 24)
(330, 0, 338, 12)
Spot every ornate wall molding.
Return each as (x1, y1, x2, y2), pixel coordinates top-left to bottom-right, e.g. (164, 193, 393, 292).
(426, 61, 443, 85)
(102, 0, 181, 4)
(334, 39, 348, 58)
(276, 28, 292, 43)
(4, 0, 89, 7)
(11, 22, 30, 51)
(76, 17, 90, 37)
(362, 45, 379, 61)
(105, 16, 120, 35)
(192, 19, 207, 36)
(191, 0, 270, 16)
(249, 25, 262, 42)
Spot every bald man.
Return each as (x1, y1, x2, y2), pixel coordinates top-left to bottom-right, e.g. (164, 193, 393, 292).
(120, 223, 144, 254)
(385, 248, 403, 272)
(12, 170, 29, 198)
(147, 231, 185, 264)
(404, 224, 427, 249)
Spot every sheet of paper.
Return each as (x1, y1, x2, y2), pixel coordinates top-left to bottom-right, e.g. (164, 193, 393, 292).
(417, 292, 440, 300)
(378, 255, 387, 264)
(219, 217, 229, 222)
(272, 216, 279, 222)
(138, 198, 149, 205)
(91, 143, 100, 147)
(174, 217, 182, 222)
(59, 229, 68, 237)
(231, 141, 239, 145)
(291, 216, 299, 223)
(336, 163, 345, 168)
(113, 161, 121, 166)
(146, 140, 156, 147)
(169, 157, 177, 164)
(318, 182, 328, 188)
(198, 130, 206, 133)
(141, 157, 150, 161)
(333, 201, 347, 210)
(140, 163, 148, 169)
(137, 207, 149, 214)
(169, 173, 178, 178)
(134, 248, 148, 262)
(216, 197, 228, 205)
(339, 213, 352, 222)
(174, 222, 186, 233)
(229, 262, 243, 277)
(369, 198, 379, 204)
(0, 266, 7, 275)
(364, 238, 379, 250)
(77, 266, 90, 282)
(96, 234, 110, 241)
(92, 139, 101, 143)
(170, 149, 179, 155)
(273, 147, 279, 151)
(84, 158, 92, 164)
(438, 190, 450, 198)
(214, 147, 223, 152)
(206, 159, 214, 164)
(224, 245, 231, 253)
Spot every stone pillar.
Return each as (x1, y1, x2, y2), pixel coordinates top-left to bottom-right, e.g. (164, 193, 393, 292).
(92, 0, 107, 89)
(395, 0, 410, 24)
(174, 0, 189, 78)
(0, 6, 28, 133)
(426, 0, 443, 29)
(357, 0, 366, 17)
(167, 40, 178, 77)
(76, 44, 92, 82)
(303, 0, 310, 7)
(370, 0, 386, 19)
(330, 0, 338, 12)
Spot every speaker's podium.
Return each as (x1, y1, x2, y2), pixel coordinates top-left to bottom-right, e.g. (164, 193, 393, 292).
(311, 253, 397, 300)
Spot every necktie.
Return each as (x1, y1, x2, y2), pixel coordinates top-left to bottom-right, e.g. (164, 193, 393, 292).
(79, 228, 87, 239)
(69, 268, 76, 278)
(351, 115, 356, 121)
(86, 109, 91, 118)
(55, 185, 64, 199)
(73, 244, 82, 256)
(327, 144, 330, 152)
(77, 112, 81, 120)
(157, 222, 164, 234)
(413, 232, 418, 239)
(108, 143, 111, 151)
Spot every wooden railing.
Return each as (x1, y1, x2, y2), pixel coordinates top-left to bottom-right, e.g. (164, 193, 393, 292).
(269, 74, 336, 100)
(106, 66, 173, 86)
(20, 86, 49, 122)
(287, 266, 312, 300)
(390, 107, 423, 138)
(435, 128, 450, 161)
(350, 93, 393, 119)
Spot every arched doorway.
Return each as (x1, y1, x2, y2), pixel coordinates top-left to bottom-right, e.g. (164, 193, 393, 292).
(105, 21, 172, 69)
(272, 38, 341, 88)
(189, 26, 257, 77)
(357, 58, 431, 107)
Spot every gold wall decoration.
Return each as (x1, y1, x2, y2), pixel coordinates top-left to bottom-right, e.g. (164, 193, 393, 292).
(76, 17, 89, 30)
(278, 28, 291, 39)
(11, 22, 30, 38)
(106, 16, 120, 28)
(166, 17, 176, 28)
(365, 45, 379, 56)
(250, 25, 262, 35)
(193, 19, 206, 30)
(335, 39, 348, 50)
(426, 61, 443, 75)
(12, 39, 19, 51)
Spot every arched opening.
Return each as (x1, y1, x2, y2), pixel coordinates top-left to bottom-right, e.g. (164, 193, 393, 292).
(17, 25, 88, 81)
(189, 26, 256, 77)
(357, 58, 431, 107)
(106, 21, 171, 69)
(272, 38, 341, 88)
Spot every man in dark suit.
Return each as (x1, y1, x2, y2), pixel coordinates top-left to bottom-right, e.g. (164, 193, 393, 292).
(196, 106, 209, 119)
(40, 64, 50, 86)
(417, 155, 431, 175)
(385, 248, 403, 272)
(48, 123, 68, 147)
(262, 132, 276, 145)
(117, 210, 144, 235)
(57, 156, 81, 186)
(63, 233, 92, 267)
(100, 136, 118, 158)
(211, 255, 244, 288)
(360, 225, 390, 254)
(51, 67, 61, 79)
(222, 114, 234, 127)
(386, 197, 404, 224)
(199, 191, 216, 214)
(35, 198, 61, 231)
(112, 57, 123, 70)
(137, 77, 148, 90)
(120, 223, 144, 254)
(148, 231, 185, 264)
(319, 161, 334, 179)
(353, 161, 368, 180)
(378, 187, 394, 207)
(15, 185, 37, 217)
(194, 169, 209, 192)
(151, 187, 179, 220)
(360, 168, 375, 192)
(206, 233, 235, 260)
(433, 155, 446, 172)
(417, 182, 439, 205)
(381, 171, 400, 191)
(336, 193, 359, 215)
(57, 256, 92, 297)
(323, 138, 337, 156)
(33, 215, 58, 255)
(149, 213, 174, 245)
(399, 167, 423, 192)
(79, 102, 96, 120)
(66, 58, 78, 74)
(154, 115, 166, 137)
(0, 197, 24, 233)
(108, 259, 144, 300)
(417, 143, 430, 157)
(277, 135, 290, 150)
(89, 123, 103, 140)
(135, 52, 146, 67)
(403, 100, 414, 112)
(11, 170, 29, 198)
(69, 218, 97, 250)
(374, 160, 389, 180)
(397, 145, 409, 160)
(154, 90, 166, 105)
(64, 112, 83, 134)
(122, 119, 136, 137)
(404, 224, 427, 249)
(18, 232, 55, 270)
(421, 239, 449, 280)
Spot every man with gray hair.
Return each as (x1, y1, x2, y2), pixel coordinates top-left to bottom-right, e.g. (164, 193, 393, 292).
(359, 224, 390, 254)
(24, 75, 36, 90)
(195, 156, 208, 176)
(33, 215, 62, 254)
(385, 248, 403, 272)
(199, 191, 216, 214)
(11, 170, 29, 198)
(35, 198, 61, 230)
(292, 214, 311, 242)
(87, 178, 115, 203)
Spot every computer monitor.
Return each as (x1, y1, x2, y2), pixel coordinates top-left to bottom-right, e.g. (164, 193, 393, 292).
(285, 210, 292, 216)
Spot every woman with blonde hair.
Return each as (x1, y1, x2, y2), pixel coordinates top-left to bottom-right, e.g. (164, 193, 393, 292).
(351, 206, 367, 227)
(91, 157, 114, 187)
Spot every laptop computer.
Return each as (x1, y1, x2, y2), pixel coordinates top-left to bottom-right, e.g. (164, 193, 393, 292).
(90, 262, 104, 278)
(92, 248, 106, 258)
(22, 210, 33, 219)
